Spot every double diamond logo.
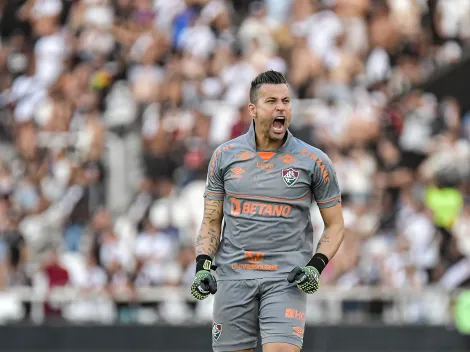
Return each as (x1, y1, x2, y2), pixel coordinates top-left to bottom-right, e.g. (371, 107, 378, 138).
(230, 167, 245, 178)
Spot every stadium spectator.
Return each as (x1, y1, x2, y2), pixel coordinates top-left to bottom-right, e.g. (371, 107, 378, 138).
(41, 247, 70, 322)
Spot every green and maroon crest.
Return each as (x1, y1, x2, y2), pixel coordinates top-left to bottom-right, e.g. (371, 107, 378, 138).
(282, 167, 299, 186)
(212, 322, 222, 340)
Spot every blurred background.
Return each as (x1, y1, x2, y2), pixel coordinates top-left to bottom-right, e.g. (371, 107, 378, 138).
(0, 0, 470, 351)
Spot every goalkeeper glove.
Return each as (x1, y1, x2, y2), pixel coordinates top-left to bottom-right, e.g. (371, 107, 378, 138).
(191, 255, 217, 300)
(287, 253, 328, 294)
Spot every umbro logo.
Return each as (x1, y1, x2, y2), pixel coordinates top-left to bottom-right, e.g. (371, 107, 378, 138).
(230, 167, 245, 178)
(279, 154, 296, 164)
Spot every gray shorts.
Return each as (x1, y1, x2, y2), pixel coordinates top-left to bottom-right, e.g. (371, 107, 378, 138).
(212, 278, 307, 352)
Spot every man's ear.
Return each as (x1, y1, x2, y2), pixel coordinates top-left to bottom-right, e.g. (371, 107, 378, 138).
(248, 103, 257, 118)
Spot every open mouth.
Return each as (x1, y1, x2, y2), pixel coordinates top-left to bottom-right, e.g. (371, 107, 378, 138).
(272, 116, 286, 133)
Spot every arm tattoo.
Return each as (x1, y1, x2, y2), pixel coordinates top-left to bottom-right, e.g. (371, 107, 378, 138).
(316, 232, 331, 252)
(196, 199, 223, 257)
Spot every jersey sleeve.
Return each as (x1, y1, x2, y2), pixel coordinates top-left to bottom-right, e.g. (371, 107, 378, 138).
(204, 148, 225, 200)
(311, 152, 341, 208)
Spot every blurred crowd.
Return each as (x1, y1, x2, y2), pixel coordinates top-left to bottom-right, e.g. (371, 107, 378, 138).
(0, 0, 469, 324)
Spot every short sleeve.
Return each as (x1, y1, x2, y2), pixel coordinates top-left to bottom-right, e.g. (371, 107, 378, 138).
(312, 153, 341, 208)
(204, 148, 225, 200)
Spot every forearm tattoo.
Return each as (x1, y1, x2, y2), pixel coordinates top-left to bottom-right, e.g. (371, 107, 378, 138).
(316, 232, 331, 252)
(196, 199, 223, 257)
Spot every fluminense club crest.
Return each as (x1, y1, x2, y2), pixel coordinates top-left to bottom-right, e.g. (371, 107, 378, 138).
(212, 322, 223, 340)
(282, 167, 299, 186)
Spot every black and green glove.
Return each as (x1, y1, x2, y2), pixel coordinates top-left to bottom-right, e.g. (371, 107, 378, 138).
(287, 253, 328, 294)
(287, 266, 320, 294)
(191, 255, 217, 300)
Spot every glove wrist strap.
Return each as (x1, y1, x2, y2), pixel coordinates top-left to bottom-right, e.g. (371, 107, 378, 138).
(196, 255, 212, 273)
(307, 253, 329, 274)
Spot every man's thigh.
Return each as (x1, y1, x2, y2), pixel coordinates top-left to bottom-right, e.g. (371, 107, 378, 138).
(259, 279, 307, 350)
(263, 342, 300, 352)
(212, 279, 260, 352)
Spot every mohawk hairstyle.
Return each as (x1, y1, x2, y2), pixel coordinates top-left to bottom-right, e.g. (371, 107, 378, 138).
(249, 70, 288, 104)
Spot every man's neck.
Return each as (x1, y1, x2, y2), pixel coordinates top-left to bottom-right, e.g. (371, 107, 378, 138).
(255, 131, 285, 151)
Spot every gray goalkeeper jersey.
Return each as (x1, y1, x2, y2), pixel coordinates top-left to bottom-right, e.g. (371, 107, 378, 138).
(204, 121, 341, 280)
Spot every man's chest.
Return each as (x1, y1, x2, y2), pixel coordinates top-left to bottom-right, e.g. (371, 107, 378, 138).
(223, 151, 312, 200)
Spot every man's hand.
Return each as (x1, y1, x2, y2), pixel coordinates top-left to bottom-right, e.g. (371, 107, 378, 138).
(191, 270, 217, 300)
(191, 254, 218, 300)
(287, 266, 320, 294)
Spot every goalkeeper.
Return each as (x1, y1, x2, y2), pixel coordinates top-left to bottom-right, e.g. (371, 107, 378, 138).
(191, 70, 345, 352)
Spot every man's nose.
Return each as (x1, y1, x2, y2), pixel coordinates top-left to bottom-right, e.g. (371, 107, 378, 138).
(276, 103, 285, 112)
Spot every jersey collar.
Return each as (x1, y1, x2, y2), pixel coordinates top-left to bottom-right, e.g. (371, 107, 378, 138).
(245, 120, 294, 152)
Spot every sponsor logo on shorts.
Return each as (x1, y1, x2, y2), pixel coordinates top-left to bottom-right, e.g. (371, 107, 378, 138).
(282, 167, 299, 187)
(285, 308, 305, 322)
(230, 198, 292, 217)
(212, 322, 222, 341)
(292, 326, 304, 337)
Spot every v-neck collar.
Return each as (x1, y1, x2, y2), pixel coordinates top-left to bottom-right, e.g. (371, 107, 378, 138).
(245, 120, 294, 153)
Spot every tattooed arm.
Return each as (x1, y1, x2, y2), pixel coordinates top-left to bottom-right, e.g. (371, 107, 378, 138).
(191, 198, 223, 299)
(286, 152, 343, 290)
(311, 151, 344, 262)
(287, 202, 344, 293)
(316, 203, 344, 260)
(195, 198, 224, 258)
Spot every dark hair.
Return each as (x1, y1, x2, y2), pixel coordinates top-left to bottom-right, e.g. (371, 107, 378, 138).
(249, 70, 288, 104)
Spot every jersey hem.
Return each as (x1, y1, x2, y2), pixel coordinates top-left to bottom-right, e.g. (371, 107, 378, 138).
(316, 194, 341, 208)
(204, 191, 225, 201)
